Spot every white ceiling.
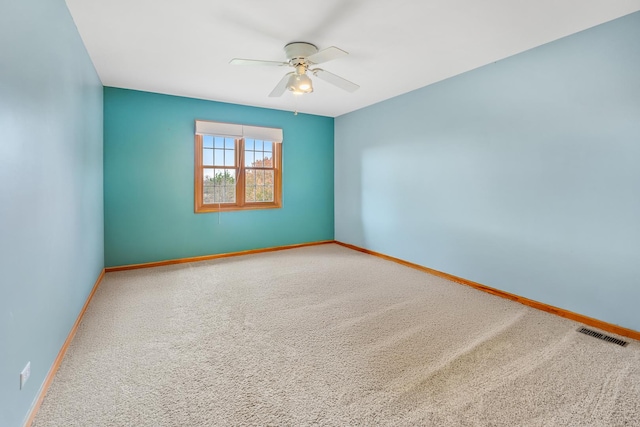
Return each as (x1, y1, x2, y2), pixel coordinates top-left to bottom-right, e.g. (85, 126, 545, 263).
(65, 0, 640, 118)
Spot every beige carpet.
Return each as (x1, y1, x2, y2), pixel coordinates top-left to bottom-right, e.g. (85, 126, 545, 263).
(33, 244, 640, 426)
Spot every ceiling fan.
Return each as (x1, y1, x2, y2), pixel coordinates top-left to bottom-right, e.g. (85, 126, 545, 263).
(230, 42, 360, 97)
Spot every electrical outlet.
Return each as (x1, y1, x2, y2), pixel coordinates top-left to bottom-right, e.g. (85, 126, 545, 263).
(20, 362, 30, 390)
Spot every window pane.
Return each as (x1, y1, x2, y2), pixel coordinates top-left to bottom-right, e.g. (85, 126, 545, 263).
(204, 168, 236, 204)
(264, 141, 272, 151)
(245, 184, 256, 202)
(263, 153, 272, 167)
(259, 186, 269, 202)
(264, 185, 274, 202)
(254, 151, 263, 165)
(225, 138, 234, 149)
(203, 168, 216, 180)
(203, 135, 214, 148)
(245, 139, 254, 150)
(203, 148, 213, 166)
(265, 170, 274, 185)
(214, 137, 224, 148)
(213, 186, 224, 203)
(225, 149, 235, 166)
(245, 151, 254, 167)
(245, 169, 254, 186)
(203, 169, 215, 204)
(214, 149, 224, 166)
(226, 170, 236, 201)
(255, 140, 263, 151)
(224, 185, 235, 203)
(223, 168, 236, 185)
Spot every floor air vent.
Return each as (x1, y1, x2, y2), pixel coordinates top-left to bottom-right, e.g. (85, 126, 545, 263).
(577, 327, 628, 347)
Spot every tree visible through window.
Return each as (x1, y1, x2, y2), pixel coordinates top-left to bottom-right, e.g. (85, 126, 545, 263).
(244, 139, 275, 203)
(195, 133, 282, 213)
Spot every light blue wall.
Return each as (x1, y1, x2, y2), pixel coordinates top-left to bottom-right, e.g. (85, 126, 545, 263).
(104, 88, 334, 267)
(335, 12, 640, 331)
(0, 0, 104, 425)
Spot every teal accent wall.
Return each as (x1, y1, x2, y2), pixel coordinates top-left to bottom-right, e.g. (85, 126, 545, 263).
(104, 88, 334, 267)
(335, 12, 640, 331)
(0, 0, 104, 425)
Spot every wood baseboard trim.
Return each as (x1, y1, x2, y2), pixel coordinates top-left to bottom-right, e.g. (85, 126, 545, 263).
(104, 240, 335, 272)
(24, 268, 106, 427)
(335, 241, 640, 342)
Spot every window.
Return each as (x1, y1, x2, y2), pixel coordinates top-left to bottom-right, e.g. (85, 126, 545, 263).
(194, 121, 282, 213)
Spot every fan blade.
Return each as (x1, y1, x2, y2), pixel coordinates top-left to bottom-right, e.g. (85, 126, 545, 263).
(269, 73, 292, 97)
(230, 58, 288, 66)
(307, 46, 348, 65)
(312, 69, 359, 92)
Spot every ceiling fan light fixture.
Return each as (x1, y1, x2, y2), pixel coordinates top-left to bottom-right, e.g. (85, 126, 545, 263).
(232, 42, 357, 97)
(287, 73, 313, 94)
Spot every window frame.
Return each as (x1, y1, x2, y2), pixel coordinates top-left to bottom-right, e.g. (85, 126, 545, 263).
(194, 134, 282, 213)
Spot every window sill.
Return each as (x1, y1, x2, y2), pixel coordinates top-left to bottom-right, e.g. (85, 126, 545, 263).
(194, 202, 282, 213)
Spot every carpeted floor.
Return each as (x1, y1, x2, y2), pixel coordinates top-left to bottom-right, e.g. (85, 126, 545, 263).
(33, 244, 640, 426)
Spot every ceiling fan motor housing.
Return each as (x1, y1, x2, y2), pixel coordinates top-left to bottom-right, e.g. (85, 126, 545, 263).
(285, 42, 318, 67)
